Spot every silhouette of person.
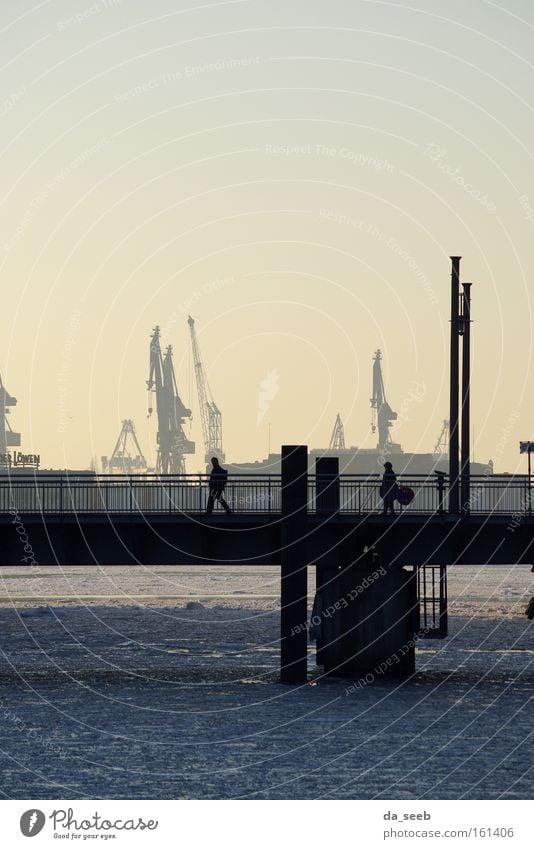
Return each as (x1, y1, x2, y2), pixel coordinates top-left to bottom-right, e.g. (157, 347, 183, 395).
(206, 457, 232, 514)
(380, 461, 398, 515)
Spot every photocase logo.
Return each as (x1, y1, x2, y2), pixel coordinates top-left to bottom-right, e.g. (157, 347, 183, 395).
(257, 369, 279, 425)
(20, 809, 46, 837)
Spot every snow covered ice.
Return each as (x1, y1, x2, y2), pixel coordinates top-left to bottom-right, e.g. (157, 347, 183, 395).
(0, 564, 532, 799)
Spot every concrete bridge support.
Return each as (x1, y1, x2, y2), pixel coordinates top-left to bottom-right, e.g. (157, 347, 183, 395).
(314, 457, 340, 666)
(280, 445, 309, 683)
(320, 556, 419, 678)
(312, 466, 420, 679)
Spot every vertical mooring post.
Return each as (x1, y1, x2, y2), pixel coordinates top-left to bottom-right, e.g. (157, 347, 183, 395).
(449, 256, 461, 515)
(314, 457, 340, 665)
(460, 282, 472, 512)
(439, 564, 448, 637)
(280, 445, 308, 683)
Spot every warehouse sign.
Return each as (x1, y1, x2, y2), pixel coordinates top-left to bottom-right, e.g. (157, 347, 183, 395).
(0, 452, 41, 468)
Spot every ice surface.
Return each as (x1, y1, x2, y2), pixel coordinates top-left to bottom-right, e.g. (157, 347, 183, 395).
(0, 564, 532, 799)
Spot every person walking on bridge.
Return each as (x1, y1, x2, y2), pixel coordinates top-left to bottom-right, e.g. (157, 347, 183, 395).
(380, 461, 398, 516)
(206, 457, 232, 514)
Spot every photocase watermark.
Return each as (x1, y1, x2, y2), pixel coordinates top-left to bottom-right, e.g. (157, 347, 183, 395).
(506, 492, 531, 533)
(257, 369, 279, 425)
(58, 309, 83, 434)
(20, 809, 46, 837)
(266, 144, 395, 172)
(0, 697, 67, 761)
(57, 0, 124, 29)
(394, 380, 427, 432)
(18, 807, 159, 836)
(422, 142, 497, 213)
(344, 627, 431, 695)
(319, 208, 439, 306)
(0, 86, 26, 119)
(385, 238, 439, 306)
(9, 507, 41, 568)
(518, 193, 534, 228)
(3, 139, 109, 254)
(115, 56, 261, 102)
(50, 808, 158, 834)
(290, 564, 387, 636)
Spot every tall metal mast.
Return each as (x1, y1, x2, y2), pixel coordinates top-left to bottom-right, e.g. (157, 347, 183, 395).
(147, 326, 194, 474)
(187, 316, 224, 464)
(370, 350, 398, 451)
(329, 413, 346, 450)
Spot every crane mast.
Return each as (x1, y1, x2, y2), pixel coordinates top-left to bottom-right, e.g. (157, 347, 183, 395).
(370, 349, 398, 451)
(102, 419, 147, 473)
(187, 315, 224, 464)
(329, 413, 346, 450)
(147, 326, 194, 474)
(434, 419, 450, 457)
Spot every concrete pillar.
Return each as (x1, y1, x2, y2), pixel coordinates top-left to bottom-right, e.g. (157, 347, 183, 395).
(314, 457, 339, 666)
(280, 445, 308, 683)
(320, 549, 419, 678)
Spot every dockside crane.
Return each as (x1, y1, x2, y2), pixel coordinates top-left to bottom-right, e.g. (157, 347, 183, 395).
(187, 315, 225, 464)
(370, 350, 398, 451)
(102, 419, 147, 473)
(329, 413, 346, 450)
(433, 419, 450, 458)
(147, 326, 195, 474)
(0, 374, 21, 463)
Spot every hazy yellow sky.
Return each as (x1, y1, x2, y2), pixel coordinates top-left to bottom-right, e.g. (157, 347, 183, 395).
(1, 0, 533, 472)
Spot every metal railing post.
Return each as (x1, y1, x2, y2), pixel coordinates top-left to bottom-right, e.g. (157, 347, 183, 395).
(436, 472, 446, 515)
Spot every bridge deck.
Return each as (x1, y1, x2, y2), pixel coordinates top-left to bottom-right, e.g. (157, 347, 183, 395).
(2, 474, 533, 567)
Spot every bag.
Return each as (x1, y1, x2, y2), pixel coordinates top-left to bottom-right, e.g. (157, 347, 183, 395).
(220, 468, 228, 490)
(397, 486, 415, 506)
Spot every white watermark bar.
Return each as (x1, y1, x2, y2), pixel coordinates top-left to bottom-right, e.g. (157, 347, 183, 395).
(1, 800, 531, 846)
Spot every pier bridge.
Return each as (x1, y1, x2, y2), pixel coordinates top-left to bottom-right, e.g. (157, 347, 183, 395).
(1, 258, 533, 682)
(1, 468, 533, 570)
(1, 459, 533, 684)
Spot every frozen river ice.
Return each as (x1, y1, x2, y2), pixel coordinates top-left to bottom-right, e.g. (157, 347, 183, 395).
(0, 564, 532, 799)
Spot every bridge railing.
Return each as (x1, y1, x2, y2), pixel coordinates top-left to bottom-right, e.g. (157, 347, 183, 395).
(0, 473, 531, 515)
(0, 474, 282, 515)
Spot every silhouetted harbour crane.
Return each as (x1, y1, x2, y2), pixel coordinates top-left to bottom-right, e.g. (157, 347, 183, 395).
(370, 349, 398, 451)
(187, 315, 225, 464)
(434, 419, 450, 458)
(329, 413, 346, 450)
(102, 419, 147, 473)
(147, 326, 194, 474)
(0, 374, 21, 463)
